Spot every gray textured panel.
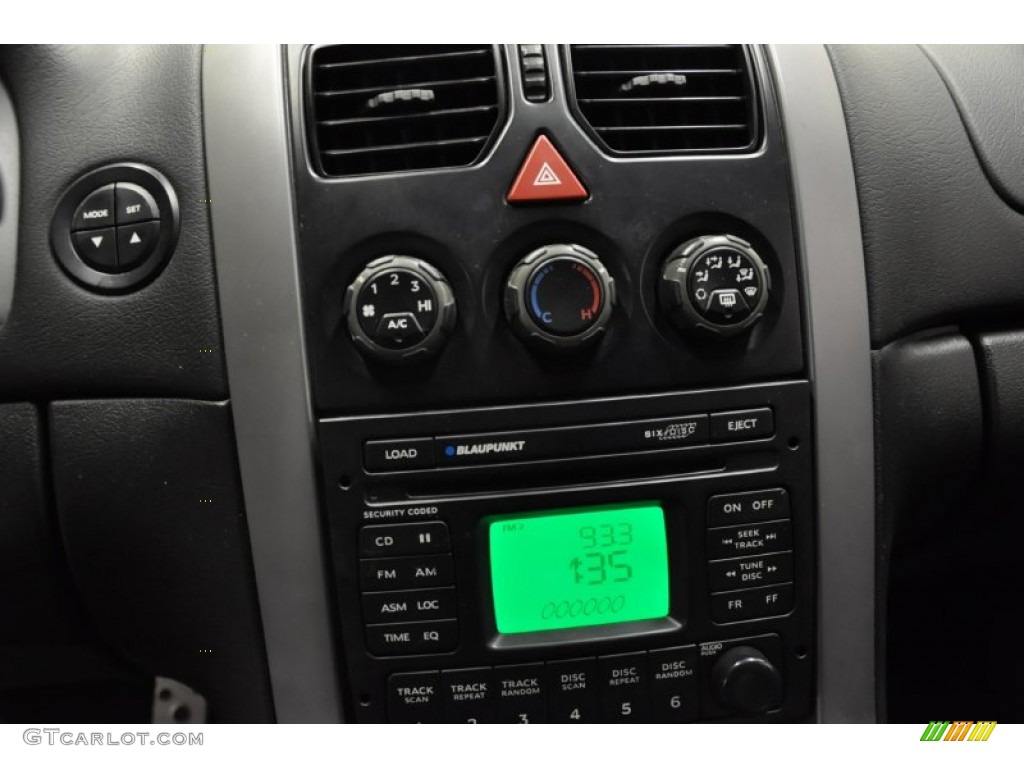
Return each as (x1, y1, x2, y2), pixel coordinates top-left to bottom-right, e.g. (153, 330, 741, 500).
(203, 44, 341, 723)
(769, 45, 877, 723)
(0, 76, 18, 326)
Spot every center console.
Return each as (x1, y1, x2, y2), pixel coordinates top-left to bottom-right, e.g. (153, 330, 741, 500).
(283, 44, 815, 723)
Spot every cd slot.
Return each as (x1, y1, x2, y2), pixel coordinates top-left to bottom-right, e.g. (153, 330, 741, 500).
(366, 450, 777, 503)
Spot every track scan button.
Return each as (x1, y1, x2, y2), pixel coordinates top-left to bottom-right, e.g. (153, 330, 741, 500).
(388, 671, 441, 723)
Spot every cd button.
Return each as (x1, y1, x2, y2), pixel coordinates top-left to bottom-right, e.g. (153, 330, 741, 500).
(359, 521, 450, 557)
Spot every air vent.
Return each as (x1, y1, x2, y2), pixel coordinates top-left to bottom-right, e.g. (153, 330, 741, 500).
(566, 45, 759, 155)
(309, 45, 504, 177)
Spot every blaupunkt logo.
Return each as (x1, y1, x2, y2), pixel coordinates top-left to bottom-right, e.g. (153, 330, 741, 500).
(920, 721, 997, 741)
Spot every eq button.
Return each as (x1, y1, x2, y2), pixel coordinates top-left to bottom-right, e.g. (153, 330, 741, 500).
(365, 619, 459, 656)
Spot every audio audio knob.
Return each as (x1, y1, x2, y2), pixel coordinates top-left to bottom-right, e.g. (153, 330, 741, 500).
(343, 255, 456, 364)
(504, 244, 615, 351)
(711, 646, 783, 715)
(660, 235, 771, 337)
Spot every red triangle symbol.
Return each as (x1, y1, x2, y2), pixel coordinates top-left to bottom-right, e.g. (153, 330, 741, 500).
(507, 134, 588, 204)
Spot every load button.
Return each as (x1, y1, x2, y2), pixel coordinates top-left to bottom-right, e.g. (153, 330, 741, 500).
(710, 407, 774, 443)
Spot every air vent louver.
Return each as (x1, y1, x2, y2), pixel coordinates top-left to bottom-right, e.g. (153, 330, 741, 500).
(309, 45, 504, 177)
(566, 44, 759, 154)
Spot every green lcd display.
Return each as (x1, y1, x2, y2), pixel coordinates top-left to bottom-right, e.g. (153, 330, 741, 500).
(488, 503, 670, 634)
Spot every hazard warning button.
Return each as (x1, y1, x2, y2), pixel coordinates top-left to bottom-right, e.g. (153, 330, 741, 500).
(507, 134, 588, 204)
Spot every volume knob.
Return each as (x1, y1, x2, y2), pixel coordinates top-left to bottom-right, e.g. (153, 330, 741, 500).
(711, 646, 783, 715)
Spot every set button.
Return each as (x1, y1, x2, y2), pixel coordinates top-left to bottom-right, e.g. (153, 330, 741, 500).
(70, 181, 163, 273)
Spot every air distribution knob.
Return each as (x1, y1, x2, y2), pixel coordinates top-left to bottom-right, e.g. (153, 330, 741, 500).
(660, 234, 771, 337)
(711, 646, 783, 715)
(343, 255, 457, 364)
(504, 244, 615, 351)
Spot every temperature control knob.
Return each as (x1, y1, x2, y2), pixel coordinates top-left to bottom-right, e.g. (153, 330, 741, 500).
(660, 235, 770, 337)
(343, 255, 456, 364)
(504, 244, 615, 351)
(711, 646, 783, 715)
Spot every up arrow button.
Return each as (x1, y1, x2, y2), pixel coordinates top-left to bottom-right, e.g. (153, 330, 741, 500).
(507, 135, 588, 204)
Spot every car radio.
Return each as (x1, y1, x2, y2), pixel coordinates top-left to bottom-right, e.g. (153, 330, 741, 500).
(318, 381, 814, 723)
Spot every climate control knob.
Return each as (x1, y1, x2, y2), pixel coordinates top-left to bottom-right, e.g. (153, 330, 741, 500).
(711, 646, 783, 715)
(504, 244, 615, 351)
(344, 255, 456, 364)
(660, 235, 770, 337)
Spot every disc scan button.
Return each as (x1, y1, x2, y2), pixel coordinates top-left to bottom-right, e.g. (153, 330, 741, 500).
(364, 437, 435, 472)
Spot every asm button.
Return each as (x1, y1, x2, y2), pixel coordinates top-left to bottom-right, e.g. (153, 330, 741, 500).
(362, 587, 457, 623)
